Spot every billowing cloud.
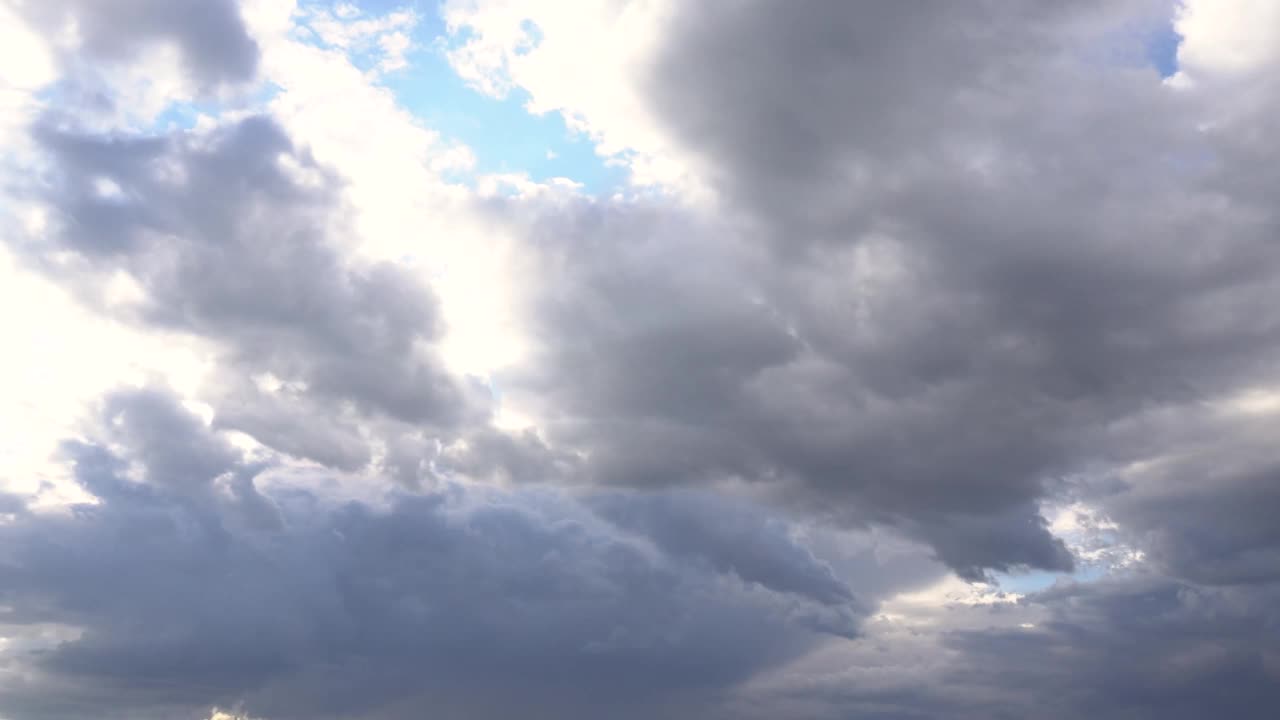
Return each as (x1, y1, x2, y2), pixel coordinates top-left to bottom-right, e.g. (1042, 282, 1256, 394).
(0, 387, 851, 720)
(455, 0, 1280, 583)
(22, 113, 489, 474)
(589, 489, 859, 608)
(937, 577, 1280, 719)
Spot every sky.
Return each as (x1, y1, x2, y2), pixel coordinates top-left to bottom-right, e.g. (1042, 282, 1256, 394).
(0, 1, 1279, 719)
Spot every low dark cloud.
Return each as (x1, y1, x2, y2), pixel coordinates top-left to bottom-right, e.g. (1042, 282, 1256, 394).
(0, 388, 850, 720)
(939, 577, 1280, 720)
(718, 572, 1280, 720)
(1098, 411, 1280, 586)
(590, 489, 859, 608)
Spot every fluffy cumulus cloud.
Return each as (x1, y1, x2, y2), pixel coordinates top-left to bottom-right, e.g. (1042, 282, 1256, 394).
(1, 0, 1279, 718)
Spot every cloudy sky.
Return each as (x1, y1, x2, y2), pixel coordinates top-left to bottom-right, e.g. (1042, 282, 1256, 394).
(1, 0, 1279, 718)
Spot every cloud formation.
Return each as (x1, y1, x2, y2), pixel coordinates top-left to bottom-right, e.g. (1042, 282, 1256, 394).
(0, 387, 851, 720)
(25, 114, 488, 474)
(2, 0, 1280, 718)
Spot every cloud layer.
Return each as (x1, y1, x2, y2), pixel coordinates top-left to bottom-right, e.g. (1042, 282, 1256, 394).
(2, 0, 1279, 718)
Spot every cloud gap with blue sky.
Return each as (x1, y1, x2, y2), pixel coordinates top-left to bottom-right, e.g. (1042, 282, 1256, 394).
(297, 0, 628, 194)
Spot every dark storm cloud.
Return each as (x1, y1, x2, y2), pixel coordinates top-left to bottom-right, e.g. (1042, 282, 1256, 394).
(0, 388, 853, 720)
(1092, 407, 1280, 586)
(24, 115, 489, 469)
(903, 503, 1075, 582)
(937, 577, 1280, 720)
(486, 194, 1079, 577)
(589, 489, 859, 607)
(471, 0, 1280, 583)
(16, 0, 259, 88)
(745, 574, 1280, 720)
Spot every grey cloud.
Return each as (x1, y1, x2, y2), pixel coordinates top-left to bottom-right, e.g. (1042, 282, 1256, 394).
(23, 115, 490, 468)
(485, 194, 1080, 576)
(7, 1, 1280, 718)
(439, 425, 581, 485)
(1128, 470, 1280, 586)
(801, 526, 953, 602)
(18, 0, 259, 88)
(469, 0, 1280, 583)
(0, 388, 856, 720)
(1096, 410, 1280, 586)
(727, 575, 1280, 720)
(208, 374, 375, 472)
(590, 490, 859, 607)
(100, 387, 241, 491)
(936, 577, 1280, 720)
(644, 0, 1178, 245)
(0, 492, 28, 515)
(904, 504, 1074, 582)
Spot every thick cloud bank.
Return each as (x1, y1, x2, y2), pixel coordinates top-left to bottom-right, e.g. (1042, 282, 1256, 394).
(0, 388, 853, 719)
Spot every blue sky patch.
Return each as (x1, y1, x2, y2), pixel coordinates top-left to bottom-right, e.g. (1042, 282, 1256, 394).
(300, 0, 626, 195)
(1146, 20, 1182, 78)
(993, 563, 1108, 595)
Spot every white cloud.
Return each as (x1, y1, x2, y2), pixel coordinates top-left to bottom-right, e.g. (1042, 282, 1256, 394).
(244, 0, 532, 393)
(442, 0, 706, 195)
(0, 3, 55, 160)
(1045, 500, 1145, 570)
(208, 710, 263, 720)
(0, 2, 55, 91)
(299, 1, 418, 73)
(0, 0, 549, 508)
(1174, 0, 1280, 79)
(0, 246, 213, 502)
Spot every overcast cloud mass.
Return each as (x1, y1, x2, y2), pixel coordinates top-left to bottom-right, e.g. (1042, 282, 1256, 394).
(1, 0, 1279, 718)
